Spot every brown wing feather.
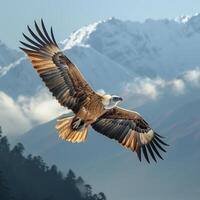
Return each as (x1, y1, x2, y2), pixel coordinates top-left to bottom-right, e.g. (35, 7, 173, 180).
(92, 107, 169, 163)
(20, 19, 95, 113)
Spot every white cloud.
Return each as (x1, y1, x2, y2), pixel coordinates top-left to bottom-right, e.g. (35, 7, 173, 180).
(18, 89, 66, 124)
(0, 91, 31, 136)
(169, 79, 185, 94)
(183, 67, 200, 85)
(125, 77, 166, 100)
(0, 89, 66, 136)
(124, 67, 200, 102)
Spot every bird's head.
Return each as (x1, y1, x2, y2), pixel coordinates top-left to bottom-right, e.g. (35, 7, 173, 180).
(102, 94, 123, 109)
(111, 95, 123, 103)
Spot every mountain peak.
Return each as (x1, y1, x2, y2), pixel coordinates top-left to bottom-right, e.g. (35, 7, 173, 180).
(0, 41, 23, 67)
(62, 20, 101, 50)
(104, 16, 121, 24)
(61, 17, 123, 50)
(175, 15, 192, 24)
(175, 13, 200, 24)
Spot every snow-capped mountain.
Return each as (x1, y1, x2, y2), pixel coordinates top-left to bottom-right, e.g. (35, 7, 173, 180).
(0, 58, 41, 98)
(0, 41, 22, 76)
(63, 14, 200, 78)
(2, 14, 200, 98)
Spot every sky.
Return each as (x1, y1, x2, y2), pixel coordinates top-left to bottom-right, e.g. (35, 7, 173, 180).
(1, 0, 200, 49)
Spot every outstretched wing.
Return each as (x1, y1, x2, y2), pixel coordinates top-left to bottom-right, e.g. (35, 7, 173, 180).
(20, 19, 95, 113)
(92, 107, 168, 163)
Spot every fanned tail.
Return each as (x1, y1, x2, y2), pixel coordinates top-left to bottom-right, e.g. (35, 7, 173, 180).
(55, 116, 88, 143)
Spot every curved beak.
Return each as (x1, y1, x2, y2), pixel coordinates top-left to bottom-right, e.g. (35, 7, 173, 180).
(112, 96, 123, 102)
(118, 97, 123, 101)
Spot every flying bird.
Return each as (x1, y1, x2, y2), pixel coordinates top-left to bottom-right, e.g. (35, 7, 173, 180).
(20, 20, 168, 163)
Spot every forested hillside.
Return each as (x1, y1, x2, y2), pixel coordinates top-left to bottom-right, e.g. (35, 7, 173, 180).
(0, 127, 106, 200)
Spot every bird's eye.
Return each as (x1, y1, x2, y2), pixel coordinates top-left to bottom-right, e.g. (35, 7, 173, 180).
(112, 96, 123, 101)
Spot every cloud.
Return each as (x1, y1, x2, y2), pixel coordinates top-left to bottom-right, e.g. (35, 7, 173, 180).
(125, 77, 166, 100)
(183, 67, 200, 85)
(0, 89, 66, 137)
(169, 79, 185, 94)
(0, 91, 31, 136)
(124, 67, 200, 103)
(18, 89, 66, 124)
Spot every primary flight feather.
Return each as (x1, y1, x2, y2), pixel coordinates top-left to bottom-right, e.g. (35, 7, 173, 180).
(20, 20, 168, 163)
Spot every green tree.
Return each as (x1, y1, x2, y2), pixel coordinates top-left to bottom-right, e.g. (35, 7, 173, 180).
(85, 184, 92, 199)
(0, 170, 12, 200)
(0, 136, 10, 153)
(0, 126, 106, 200)
(76, 176, 84, 185)
(97, 192, 106, 200)
(65, 169, 76, 184)
(11, 143, 25, 156)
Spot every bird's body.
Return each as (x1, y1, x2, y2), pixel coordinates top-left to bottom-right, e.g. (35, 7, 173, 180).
(74, 94, 105, 127)
(20, 20, 168, 163)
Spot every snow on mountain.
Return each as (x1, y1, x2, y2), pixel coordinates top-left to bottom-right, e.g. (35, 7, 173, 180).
(176, 15, 192, 24)
(0, 58, 41, 98)
(62, 14, 200, 78)
(0, 41, 22, 70)
(3, 14, 200, 98)
(62, 21, 100, 49)
(175, 13, 200, 24)
(0, 57, 25, 77)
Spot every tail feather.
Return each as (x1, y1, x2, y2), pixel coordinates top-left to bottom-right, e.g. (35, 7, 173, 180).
(55, 116, 88, 143)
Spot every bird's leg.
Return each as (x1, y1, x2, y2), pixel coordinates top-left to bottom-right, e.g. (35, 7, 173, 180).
(72, 118, 85, 130)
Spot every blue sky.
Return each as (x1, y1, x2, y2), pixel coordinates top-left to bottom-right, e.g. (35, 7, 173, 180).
(1, 0, 200, 49)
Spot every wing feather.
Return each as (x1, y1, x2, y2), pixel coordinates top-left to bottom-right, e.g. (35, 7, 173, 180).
(20, 20, 95, 113)
(142, 145, 150, 163)
(41, 19, 54, 44)
(92, 107, 168, 163)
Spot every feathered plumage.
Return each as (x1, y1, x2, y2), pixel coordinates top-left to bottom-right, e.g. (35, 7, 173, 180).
(20, 19, 168, 163)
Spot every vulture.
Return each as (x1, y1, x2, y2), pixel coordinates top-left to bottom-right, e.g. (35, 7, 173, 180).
(20, 20, 168, 163)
